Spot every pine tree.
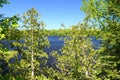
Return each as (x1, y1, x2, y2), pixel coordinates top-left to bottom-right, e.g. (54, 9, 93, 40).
(81, 0, 120, 79)
(21, 8, 49, 80)
(57, 23, 98, 80)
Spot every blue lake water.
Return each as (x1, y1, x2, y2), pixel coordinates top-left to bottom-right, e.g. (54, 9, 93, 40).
(0, 36, 101, 54)
(44, 36, 64, 53)
(45, 36, 101, 53)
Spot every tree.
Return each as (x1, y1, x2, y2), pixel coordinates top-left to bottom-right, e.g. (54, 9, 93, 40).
(0, 0, 21, 79)
(81, 0, 120, 79)
(20, 8, 49, 80)
(55, 23, 99, 80)
(0, 0, 9, 39)
(0, 0, 9, 7)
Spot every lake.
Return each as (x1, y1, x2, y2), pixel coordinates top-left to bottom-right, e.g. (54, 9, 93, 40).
(0, 36, 101, 54)
(44, 36, 101, 53)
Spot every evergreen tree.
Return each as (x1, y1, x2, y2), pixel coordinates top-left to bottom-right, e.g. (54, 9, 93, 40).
(81, 0, 120, 79)
(20, 8, 49, 80)
(56, 23, 99, 80)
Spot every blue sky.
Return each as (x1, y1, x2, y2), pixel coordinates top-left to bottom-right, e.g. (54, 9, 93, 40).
(0, 0, 85, 29)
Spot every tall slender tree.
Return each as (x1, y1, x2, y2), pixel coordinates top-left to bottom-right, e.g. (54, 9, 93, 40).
(21, 8, 49, 80)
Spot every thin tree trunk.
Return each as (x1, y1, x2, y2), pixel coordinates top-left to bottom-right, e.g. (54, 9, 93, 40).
(31, 31, 34, 80)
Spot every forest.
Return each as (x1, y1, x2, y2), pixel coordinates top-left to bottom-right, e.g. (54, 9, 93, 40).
(0, 0, 120, 80)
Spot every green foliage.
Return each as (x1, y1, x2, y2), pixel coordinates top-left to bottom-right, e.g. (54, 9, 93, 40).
(0, 28, 5, 39)
(0, 15, 20, 39)
(54, 23, 99, 80)
(0, 0, 9, 7)
(81, 0, 120, 79)
(0, 1, 21, 79)
(0, 0, 119, 79)
(44, 26, 100, 37)
(14, 8, 49, 80)
(45, 29, 71, 36)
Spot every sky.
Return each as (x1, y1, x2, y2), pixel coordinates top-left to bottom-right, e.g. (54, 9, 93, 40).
(0, 0, 85, 29)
